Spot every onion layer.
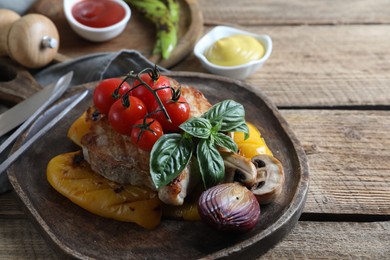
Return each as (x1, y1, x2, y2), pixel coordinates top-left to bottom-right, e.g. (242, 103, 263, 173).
(198, 183, 260, 233)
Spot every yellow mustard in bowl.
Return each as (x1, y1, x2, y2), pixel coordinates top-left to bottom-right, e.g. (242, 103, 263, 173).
(205, 34, 265, 66)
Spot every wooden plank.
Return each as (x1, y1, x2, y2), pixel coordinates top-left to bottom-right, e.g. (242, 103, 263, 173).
(282, 109, 390, 215)
(0, 192, 23, 216)
(0, 219, 57, 259)
(174, 25, 390, 107)
(199, 0, 390, 25)
(0, 218, 388, 259)
(262, 221, 390, 259)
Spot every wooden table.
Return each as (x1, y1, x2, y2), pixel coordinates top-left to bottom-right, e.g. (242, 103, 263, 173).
(1, 0, 389, 258)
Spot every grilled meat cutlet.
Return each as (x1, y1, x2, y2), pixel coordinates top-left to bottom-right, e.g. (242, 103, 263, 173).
(81, 84, 212, 204)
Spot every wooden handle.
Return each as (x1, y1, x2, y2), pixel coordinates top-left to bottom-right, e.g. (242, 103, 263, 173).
(0, 57, 42, 104)
(53, 52, 71, 64)
(0, 9, 59, 69)
(0, 9, 21, 56)
(8, 14, 59, 69)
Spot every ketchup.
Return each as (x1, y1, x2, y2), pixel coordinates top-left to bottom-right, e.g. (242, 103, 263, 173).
(72, 0, 126, 28)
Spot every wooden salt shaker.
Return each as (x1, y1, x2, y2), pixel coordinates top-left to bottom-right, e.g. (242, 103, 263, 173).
(0, 9, 59, 69)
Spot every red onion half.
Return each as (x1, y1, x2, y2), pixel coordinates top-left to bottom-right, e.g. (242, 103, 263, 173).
(198, 182, 260, 233)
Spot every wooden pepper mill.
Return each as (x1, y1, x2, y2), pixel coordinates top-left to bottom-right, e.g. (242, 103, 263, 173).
(0, 9, 59, 69)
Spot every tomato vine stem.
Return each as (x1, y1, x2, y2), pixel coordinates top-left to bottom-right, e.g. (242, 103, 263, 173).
(121, 66, 173, 123)
(132, 117, 158, 143)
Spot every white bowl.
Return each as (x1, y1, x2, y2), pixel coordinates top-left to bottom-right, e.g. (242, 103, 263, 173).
(194, 26, 272, 80)
(63, 0, 131, 42)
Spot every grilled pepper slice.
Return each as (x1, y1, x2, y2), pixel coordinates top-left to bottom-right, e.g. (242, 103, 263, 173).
(233, 122, 273, 159)
(47, 151, 162, 229)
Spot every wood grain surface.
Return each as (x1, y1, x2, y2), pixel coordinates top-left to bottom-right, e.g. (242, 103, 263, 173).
(1, 217, 388, 259)
(174, 25, 390, 107)
(263, 221, 390, 259)
(199, 0, 390, 25)
(1, 0, 389, 258)
(282, 110, 390, 215)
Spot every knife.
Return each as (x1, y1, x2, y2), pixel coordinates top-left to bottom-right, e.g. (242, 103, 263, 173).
(0, 90, 88, 175)
(0, 71, 74, 138)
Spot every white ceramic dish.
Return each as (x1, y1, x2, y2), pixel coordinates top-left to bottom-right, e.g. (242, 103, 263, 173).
(63, 0, 131, 42)
(194, 26, 272, 80)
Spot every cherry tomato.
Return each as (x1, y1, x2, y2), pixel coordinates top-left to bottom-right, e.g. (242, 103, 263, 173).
(131, 118, 164, 151)
(93, 78, 130, 115)
(130, 73, 172, 111)
(150, 95, 190, 132)
(108, 96, 147, 135)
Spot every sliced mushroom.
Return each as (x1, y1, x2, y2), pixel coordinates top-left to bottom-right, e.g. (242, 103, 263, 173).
(220, 151, 257, 188)
(250, 154, 285, 204)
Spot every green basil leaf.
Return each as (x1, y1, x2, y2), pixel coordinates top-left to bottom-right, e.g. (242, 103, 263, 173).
(202, 100, 247, 132)
(179, 117, 212, 139)
(214, 132, 238, 153)
(197, 139, 225, 188)
(150, 133, 193, 189)
(211, 119, 222, 134)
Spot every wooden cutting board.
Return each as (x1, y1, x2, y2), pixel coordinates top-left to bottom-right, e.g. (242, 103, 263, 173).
(0, 57, 42, 104)
(28, 0, 203, 68)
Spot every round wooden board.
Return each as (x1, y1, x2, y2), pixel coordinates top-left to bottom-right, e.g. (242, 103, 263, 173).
(8, 72, 309, 259)
(28, 0, 203, 68)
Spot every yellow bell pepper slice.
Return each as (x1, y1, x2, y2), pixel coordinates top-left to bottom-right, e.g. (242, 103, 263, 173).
(233, 122, 273, 158)
(47, 151, 162, 229)
(162, 199, 200, 221)
(67, 111, 92, 147)
(237, 142, 273, 159)
(233, 121, 263, 144)
(162, 187, 202, 221)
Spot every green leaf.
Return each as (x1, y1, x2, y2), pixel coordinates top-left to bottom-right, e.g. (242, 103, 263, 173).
(214, 132, 238, 153)
(211, 119, 222, 134)
(150, 134, 193, 189)
(202, 100, 247, 132)
(196, 139, 225, 188)
(149, 99, 250, 190)
(179, 117, 212, 139)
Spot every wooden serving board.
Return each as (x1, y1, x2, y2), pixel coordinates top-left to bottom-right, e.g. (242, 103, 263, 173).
(0, 57, 42, 104)
(28, 0, 203, 68)
(7, 72, 309, 259)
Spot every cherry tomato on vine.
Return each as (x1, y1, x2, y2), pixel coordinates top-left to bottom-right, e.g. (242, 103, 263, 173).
(131, 118, 164, 151)
(130, 73, 172, 111)
(150, 95, 190, 132)
(93, 78, 131, 115)
(108, 96, 147, 135)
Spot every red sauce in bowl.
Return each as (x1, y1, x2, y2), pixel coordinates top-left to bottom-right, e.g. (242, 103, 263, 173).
(72, 0, 126, 28)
